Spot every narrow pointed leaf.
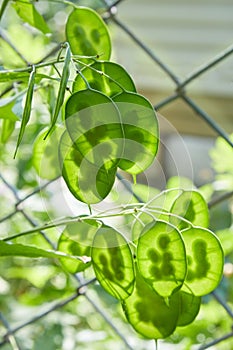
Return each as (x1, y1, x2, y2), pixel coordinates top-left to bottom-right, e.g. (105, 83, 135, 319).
(0, 240, 86, 264)
(0, 0, 10, 21)
(122, 268, 180, 339)
(14, 66, 36, 157)
(113, 91, 159, 174)
(45, 45, 71, 138)
(137, 220, 187, 297)
(181, 227, 224, 296)
(0, 70, 29, 82)
(91, 225, 135, 300)
(0, 99, 20, 121)
(12, 0, 50, 34)
(73, 61, 136, 97)
(66, 7, 111, 61)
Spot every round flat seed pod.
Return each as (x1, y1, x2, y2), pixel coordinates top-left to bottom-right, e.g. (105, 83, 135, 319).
(137, 220, 187, 297)
(66, 7, 111, 61)
(58, 220, 100, 273)
(176, 291, 201, 327)
(181, 227, 224, 296)
(59, 131, 117, 204)
(170, 190, 209, 230)
(65, 89, 124, 170)
(91, 225, 135, 300)
(122, 268, 180, 339)
(113, 91, 159, 175)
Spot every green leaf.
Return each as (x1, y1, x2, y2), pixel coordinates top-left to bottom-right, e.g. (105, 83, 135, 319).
(66, 7, 111, 61)
(0, 99, 20, 121)
(33, 125, 64, 180)
(58, 220, 100, 273)
(177, 291, 201, 327)
(1, 119, 16, 143)
(137, 220, 187, 297)
(0, 240, 87, 264)
(113, 91, 159, 174)
(45, 44, 71, 138)
(210, 134, 233, 190)
(91, 225, 135, 300)
(12, 0, 50, 34)
(65, 89, 123, 170)
(181, 227, 224, 296)
(0, 0, 10, 21)
(122, 267, 180, 339)
(210, 134, 233, 174)
(0, 70, 30, 83)
(59, 131, 117, 204)
(14, 66, 36, 158)
(216, 228, 233, 256)
(170, 190, 209, 230)
(73, 61, 136, 97)
(0, 70, 55, 83)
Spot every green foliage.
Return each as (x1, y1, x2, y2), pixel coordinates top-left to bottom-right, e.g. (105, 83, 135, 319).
(0, 2, 228, 349)
(14, 66, 36, 157)
(12, 0, 50, 34)
(210, 133, 233, 190)
(0, 240, 87, 263)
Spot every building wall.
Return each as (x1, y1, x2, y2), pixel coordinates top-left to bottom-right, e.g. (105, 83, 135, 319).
(112, 0, 233, 136)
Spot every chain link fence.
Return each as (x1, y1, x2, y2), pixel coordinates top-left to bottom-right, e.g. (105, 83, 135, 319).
(0, 0, 233, 349)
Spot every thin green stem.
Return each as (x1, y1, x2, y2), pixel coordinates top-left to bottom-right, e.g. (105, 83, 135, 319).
(142, 207, 194, 228)
(2, 203, 196, 243)
(75, 66, 91, 89)
(1, 209, 138, 241)
(74, 58, 128, 93)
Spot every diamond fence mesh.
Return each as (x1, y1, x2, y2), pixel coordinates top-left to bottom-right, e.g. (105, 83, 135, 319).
(0, 0, 233, 349)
